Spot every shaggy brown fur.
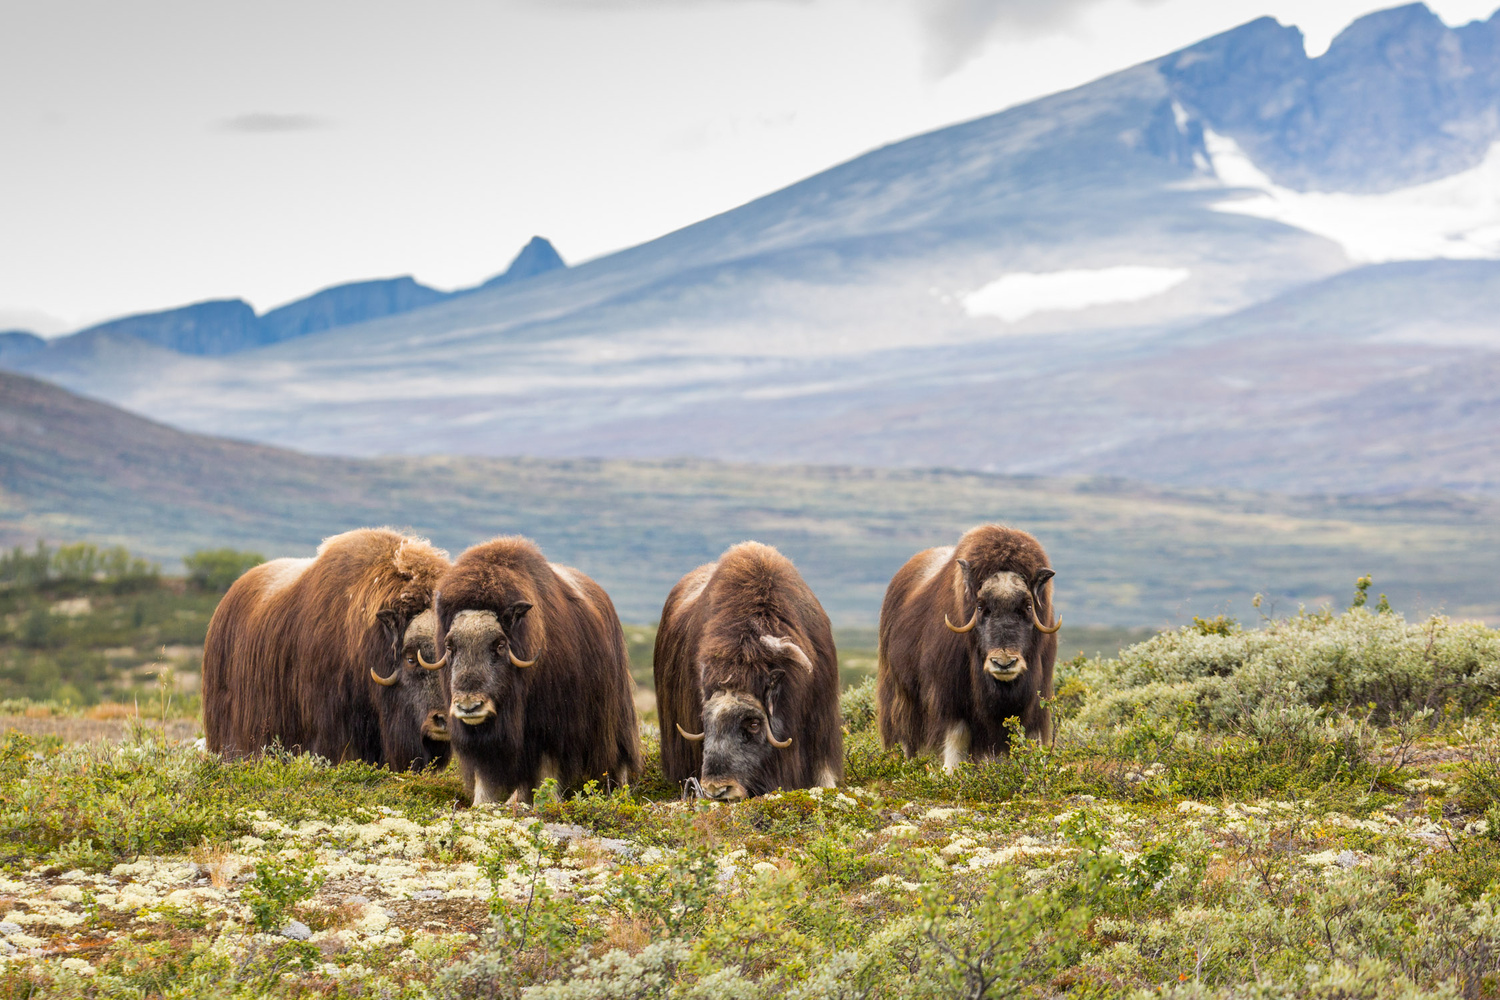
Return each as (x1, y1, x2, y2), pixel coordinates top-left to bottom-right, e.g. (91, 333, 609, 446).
(655, 542, 842, 799)
(878, 525, 1058, 765)
(434, 536, 641, 804)
(202, 528, 452, 770)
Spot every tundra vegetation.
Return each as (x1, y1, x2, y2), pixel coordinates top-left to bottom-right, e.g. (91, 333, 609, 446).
(2, 567, 1500, 997)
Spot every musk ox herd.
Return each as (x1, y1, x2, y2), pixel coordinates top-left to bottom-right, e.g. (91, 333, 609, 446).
(202, 523, 1059, 803)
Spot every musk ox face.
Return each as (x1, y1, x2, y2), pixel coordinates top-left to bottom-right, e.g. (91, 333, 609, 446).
(444, 603, 535, 734)
(370, 609, 453, 771)
(686, 685, 794, 802)
(951, 564, 1057, 687)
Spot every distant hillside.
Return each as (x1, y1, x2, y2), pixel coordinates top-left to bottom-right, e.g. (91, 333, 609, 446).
(0, 332, 43, 364)
(4, 370, 1499, 626)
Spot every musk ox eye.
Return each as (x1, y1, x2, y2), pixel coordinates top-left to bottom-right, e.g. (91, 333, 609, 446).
(744, 719, 761, 735)
(404, 652, 417, 666)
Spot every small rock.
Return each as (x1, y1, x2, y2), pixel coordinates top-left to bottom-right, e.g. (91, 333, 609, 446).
(599, 838, 636, 859)
(544, 823, 589, 843)
(280, 920, 313, 941)
(346, 895, 370, 906)
(0, 940, 16, 956)
(413, 889, 443, 901)
(0, 921, 22, 936)
(1337, 850, 1359, 870)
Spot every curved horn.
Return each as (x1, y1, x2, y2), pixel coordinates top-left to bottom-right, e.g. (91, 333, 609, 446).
(1032, 607, 1062, 634)
(417, 649, 447, 670)
(370, 667, 399, 687)
(675, 723, 705, 742)
(944, 608, 979, 633)
(508, 646, 538, 669)
(767, 730, 793, 750)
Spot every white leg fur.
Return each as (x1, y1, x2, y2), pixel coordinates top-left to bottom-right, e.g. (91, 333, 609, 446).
(472, 773, 499, 806)
(817, 765, 838, 789)
(942, 723, 971, 773)
(537, 756, 560, 786)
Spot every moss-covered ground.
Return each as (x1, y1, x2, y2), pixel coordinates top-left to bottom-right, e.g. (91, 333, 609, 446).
(2, 604, 1500, 999)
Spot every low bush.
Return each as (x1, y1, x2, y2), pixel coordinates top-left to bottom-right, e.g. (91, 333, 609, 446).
(1070, 605, 1500, 730)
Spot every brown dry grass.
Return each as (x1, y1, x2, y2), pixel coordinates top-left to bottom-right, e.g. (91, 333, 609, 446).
(85, 703, 137, 721)
(188, 839, 241, 889)
(0, 714, 199, 744)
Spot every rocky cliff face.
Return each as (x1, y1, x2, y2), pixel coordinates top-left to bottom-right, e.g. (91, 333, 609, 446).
(258, 277, 451, 344)
(1164, 4, 1500, 192)
(73, 299, 262, 356)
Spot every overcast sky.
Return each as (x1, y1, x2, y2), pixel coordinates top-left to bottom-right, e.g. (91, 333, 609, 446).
(2, 0, 1496, 333)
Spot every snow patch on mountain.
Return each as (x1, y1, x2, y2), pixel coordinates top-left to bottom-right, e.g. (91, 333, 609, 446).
(1207, 129, 1500, 262)
(962, 267, 1193, 323)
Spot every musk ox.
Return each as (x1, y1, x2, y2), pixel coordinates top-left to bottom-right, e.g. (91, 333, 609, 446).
(202, 528, 453, 771)
(877, 525, 1060, 770)
(655, 542, 842, 801)
(431, 536, 641, 805)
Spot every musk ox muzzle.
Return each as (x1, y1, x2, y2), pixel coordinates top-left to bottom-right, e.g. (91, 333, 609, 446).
(450, 694, 498, 726)
(984, 650, 1027, 683)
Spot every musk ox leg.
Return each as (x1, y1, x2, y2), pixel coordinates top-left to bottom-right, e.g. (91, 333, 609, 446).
(942, 722, 971, 773)
(613, 765, 631, 790)
(816, 764, 838, 789)
(472, 773, 513, 807)
(535, 755, 561, 793)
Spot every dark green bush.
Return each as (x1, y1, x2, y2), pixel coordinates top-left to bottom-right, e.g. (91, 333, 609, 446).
(183, 548, 265, 592)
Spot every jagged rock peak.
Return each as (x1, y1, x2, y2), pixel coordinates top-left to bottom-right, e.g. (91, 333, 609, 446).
(485, 237, 567, 288)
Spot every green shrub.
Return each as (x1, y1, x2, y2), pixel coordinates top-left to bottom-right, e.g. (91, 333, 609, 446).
(1075, 604, 1500, 730)
(183, 548, 265, 592)
(242, 851, 326, 932)
(840, 675, 878, 734)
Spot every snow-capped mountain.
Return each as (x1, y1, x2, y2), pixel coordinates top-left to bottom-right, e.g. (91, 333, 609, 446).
(6, 3, 1499, 495)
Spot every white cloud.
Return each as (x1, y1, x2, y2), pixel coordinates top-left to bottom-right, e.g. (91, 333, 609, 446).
(910, 0, 1166, 77)
(0, 306, 76, 336)
(962, 266, 1192, 323)
(1206, 129, 1500, 262)
(216, 113, 332, 134)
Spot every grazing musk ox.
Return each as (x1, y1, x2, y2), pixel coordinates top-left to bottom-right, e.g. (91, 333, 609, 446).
(202, 528, 453, 771)
(877, 525, 1060, 770)
(656, 542, 842, 801)
(430, 536, 641, 804)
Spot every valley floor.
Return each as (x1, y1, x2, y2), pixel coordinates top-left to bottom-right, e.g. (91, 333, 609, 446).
(3, 610, 1500, 1000)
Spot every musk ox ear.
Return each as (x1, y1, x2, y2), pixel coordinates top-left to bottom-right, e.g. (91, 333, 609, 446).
(376, 609, 402, 644)
(1031, 568, 1056, 596)
(956, 558, 975, 594)
(500, 601, 533, 632)
(760, 634, 814, 673)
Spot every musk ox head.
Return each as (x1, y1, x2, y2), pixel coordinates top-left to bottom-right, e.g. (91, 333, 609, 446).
(439, 601, 540, 743)
(946, 561, 1058, 688)
(369, 608, 453, 771)
(679, 634, 808, 802)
